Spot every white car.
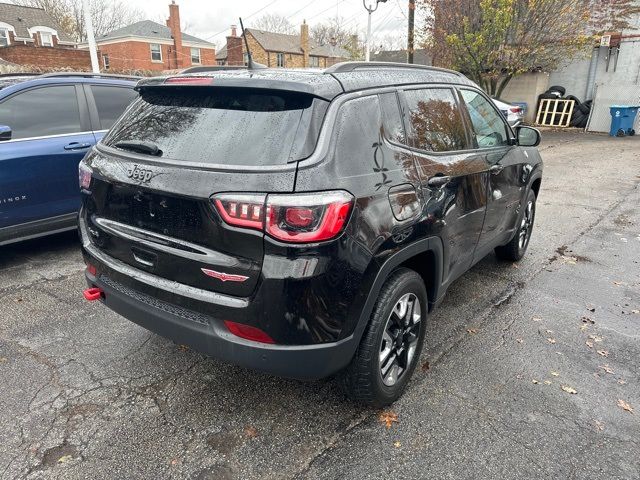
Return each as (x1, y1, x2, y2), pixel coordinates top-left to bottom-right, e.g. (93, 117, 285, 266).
(492, 98, 524, 127)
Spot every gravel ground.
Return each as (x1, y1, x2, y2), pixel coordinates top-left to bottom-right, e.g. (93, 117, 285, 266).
(0, 130, 638, 480)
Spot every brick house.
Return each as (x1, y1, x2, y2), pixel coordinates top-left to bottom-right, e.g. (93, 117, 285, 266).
(85, 1, 215, 72)
(0, 3, 93, 70)
(216, 23, 350, 69)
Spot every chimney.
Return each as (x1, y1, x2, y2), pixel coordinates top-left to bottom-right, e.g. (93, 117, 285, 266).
(226, 25, 244, 66)
(167, 1, 183, 68)
(300, 20, 309, 68)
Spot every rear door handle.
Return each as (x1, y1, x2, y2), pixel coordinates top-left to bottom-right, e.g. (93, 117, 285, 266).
(64, 142, 92, 151)
(489, 164, 504, 175)
(427, 175, 451, 188)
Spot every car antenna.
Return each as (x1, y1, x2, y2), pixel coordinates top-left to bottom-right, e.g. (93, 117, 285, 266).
(239, 17, 267, 70)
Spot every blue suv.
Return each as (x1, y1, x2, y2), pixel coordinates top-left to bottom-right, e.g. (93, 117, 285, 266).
(0, 73, 138, 245)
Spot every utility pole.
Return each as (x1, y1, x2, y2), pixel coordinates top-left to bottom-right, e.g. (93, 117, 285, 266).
(407, 0, 415, 64)
(363, 0, 388, 62)
(82, 0, 100, 73)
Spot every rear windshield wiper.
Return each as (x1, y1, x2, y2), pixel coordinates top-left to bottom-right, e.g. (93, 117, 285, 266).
(113, 140, 163, 157)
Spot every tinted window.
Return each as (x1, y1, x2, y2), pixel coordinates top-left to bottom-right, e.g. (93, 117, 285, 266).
(103, 88, 327, 166)
(379, 92, 405, 144)
(404, 88, 468, 152)
(91, 85, 137, 130)
(460, 89, 509, 148)
(0, 85, 81, 140)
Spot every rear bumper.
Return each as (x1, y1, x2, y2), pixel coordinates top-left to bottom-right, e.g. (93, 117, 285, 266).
(85, 271, 357, 380)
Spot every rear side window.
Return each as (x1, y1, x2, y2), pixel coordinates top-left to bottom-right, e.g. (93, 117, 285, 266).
(0, 85, 81, 140)
(103, 88, 327, 166)
(379, 92, 405, 144)
(91, 85, 137, 130)
(460, 89, 510, 148)
(403, 88, 468, 152)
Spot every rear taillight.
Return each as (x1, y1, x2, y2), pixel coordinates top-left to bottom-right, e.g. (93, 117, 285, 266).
(509, 107, 522, 114)
(165, 76, 214, 85)
(79, 163, 92, 190)
(212, 191, 354, 243)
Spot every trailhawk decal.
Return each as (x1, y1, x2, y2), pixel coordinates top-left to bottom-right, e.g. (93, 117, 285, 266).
(201, 268, 249, 283)
(0, 195, 27, 205)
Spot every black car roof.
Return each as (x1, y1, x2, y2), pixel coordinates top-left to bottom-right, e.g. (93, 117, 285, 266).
(136, 61, 476, 101)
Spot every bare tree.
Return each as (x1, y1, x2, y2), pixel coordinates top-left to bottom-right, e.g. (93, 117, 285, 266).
(14, 0, 143, 42)
(252, 13, 296, 34)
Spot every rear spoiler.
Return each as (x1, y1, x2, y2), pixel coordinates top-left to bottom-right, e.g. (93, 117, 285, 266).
(135, 74, 343, 102)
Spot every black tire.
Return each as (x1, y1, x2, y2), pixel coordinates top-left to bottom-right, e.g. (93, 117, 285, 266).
(495, 189, 536, 262)
(547, 85, 566, 96)
(578, 103, 590, 115)
(565, 95, 581, 104)
(340, 268, 427, 406)
(630, 129, 636, 136)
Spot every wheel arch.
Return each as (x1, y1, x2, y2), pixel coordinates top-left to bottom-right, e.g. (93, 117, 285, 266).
(351, 237, 444, 344)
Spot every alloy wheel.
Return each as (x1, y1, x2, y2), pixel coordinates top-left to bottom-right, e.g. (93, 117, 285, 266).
(518, 199, 535, 250)
(379, 293, 422, 386)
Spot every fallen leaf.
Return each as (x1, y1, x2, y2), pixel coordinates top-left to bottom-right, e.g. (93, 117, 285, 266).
(393, 441, 401, 448)
(594, 420, 604, 431)
(586, 341, 594, 348)
(544, 380, 552, 385)
(467, 328, 477, 335)
(516, 338, 524, 344)
(561, 385, 577, 394)
(379, 411, 399, 429)
(57, 455, 73, 464)
(587, 307, 596, 313)
(0, 357, 7, 364)
(170, 458, 180, 466)
(617, 399, 634, 414)
(613, 281, 624, 286)
(581, 316, 595, 324)
(545, 329, 554, 334)
(532, 316, 542, 322)
(178, 344, 189, 352)
(597, 350, 609, 357)
(618, 379, 627, 385)
(551, 372, 560, 377)
(547, 338, 556, 344)
(599, 365, 614, 374)
(532, 379, 539, 384)
(421, 361, 430, 372)
(579, 324, 589, 332)
(632, 309, 639, 315)
(244, 425, 259, 438)
(588, 334, 603, 343)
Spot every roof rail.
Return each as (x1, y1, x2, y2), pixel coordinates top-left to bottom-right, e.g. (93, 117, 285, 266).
(38, 72, 142, 81)
(0, 73, 41, 78)
(181, 65, 247, 74)
(325, 61, 464, 77)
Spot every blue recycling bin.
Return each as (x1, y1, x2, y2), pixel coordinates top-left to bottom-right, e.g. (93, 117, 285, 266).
(609, 105, 639, 137)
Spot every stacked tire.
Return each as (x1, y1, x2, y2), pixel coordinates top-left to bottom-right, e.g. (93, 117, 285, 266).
(536, 86, 591, 128)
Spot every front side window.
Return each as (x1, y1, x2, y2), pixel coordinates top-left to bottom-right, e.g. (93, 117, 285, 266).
(0, 85, 81, 139)
(40, 32, 53, 47)
(460, 89, 510, 148)
(0, 29, 9, 47)
(190, 47, 201, 64)
(150, 44, 162, 62)
(403, 88, 468, 152)
(91, 85, 137, 130)
(276, 52, 285, 67)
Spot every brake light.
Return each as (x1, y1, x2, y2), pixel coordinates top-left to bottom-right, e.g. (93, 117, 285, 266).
(79, 163, 92, 190)
(509, 107, 522, 113)
(224, 320, 275, 344)
(165, 76, 213, 85)
(86, 264, 97, 276)
(213, 194, 266, 230)
(212, 191, 354, 243)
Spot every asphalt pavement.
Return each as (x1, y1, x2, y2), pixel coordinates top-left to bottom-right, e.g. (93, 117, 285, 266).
(0, 130, 639, 479)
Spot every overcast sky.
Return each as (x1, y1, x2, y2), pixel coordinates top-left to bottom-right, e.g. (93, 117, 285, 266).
(131, 0, 409, 48)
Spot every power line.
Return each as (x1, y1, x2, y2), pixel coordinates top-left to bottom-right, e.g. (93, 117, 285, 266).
(287, 0, 318, 21)
(203, 0, 281, 40)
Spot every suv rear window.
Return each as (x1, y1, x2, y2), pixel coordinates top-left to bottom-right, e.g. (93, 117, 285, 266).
(102, 88, 327, 166)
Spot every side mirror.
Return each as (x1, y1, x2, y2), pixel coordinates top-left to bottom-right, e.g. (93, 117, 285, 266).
(516, 126, 541, 147)
(0, 125, 12, 142)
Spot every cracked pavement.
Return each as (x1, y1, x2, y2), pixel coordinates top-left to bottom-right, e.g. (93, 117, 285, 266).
(1, 131, 639, 479)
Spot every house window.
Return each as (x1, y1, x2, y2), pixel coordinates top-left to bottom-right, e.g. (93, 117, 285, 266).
(102, 54, 110, 70)
(150, 43, 162, 62)
(0, 29, 9, 47)
(190, 47, 201, 64)
(40, 32, 53, 47)
(243, 52, 248, 66)
(309, 56, 320, 68)
(276, 52, 285, 67)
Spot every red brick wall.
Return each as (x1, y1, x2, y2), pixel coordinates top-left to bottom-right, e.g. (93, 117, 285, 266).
(98, 41, 216, 71)
(0, 45, 93, 70)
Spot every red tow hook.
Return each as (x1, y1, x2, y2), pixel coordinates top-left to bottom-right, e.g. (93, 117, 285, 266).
(83, 287, 103, 301)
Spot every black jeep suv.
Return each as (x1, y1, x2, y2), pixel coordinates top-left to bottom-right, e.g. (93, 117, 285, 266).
(79, 62, 542, 406)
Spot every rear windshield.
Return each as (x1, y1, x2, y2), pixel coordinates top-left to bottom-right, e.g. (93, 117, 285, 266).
(102, 87, 327, 166)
